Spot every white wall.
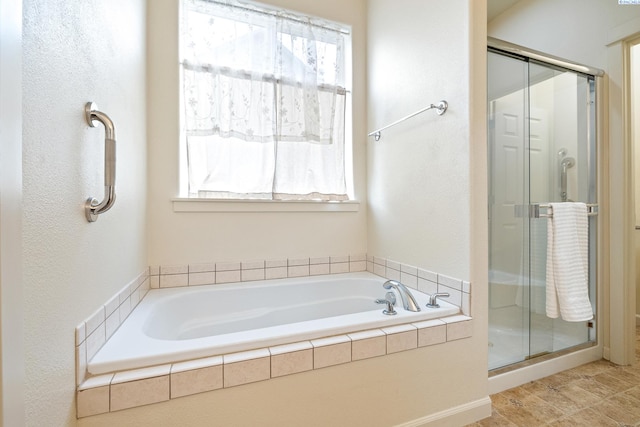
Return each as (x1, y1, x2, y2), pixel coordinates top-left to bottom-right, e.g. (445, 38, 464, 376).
(22, 0, 147, 425)
(146, 0, 368, 266)
(367, 0, 470, 279)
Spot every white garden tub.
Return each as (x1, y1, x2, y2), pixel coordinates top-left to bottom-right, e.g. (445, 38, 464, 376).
(88, 272, 459, 374)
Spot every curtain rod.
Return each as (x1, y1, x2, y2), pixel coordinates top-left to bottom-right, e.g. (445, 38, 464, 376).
(199, 0, 351, 35)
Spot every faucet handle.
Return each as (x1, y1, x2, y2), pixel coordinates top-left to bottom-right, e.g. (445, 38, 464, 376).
(375, 298, 397, 315)
(427, 292, 450, 308)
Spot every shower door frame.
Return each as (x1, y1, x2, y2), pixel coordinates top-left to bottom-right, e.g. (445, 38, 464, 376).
(487, 37, 602, 375)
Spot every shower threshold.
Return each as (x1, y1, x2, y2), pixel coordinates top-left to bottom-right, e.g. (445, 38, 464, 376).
(489, 341, 597, 378)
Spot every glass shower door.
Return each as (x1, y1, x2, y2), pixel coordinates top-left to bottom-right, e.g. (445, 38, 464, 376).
(488, 51, 532, 370)
(488, 50, 596, 371)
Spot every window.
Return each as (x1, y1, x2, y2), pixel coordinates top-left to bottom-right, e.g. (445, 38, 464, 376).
(180, 0, 352, 201)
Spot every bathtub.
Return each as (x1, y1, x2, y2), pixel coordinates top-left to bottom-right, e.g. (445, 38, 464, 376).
(88, 272, 459, 375)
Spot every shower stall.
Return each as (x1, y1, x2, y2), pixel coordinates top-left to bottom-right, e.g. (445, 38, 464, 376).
(487, 39, 599, 372)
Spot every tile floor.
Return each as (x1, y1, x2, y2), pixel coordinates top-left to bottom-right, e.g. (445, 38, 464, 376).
(468, 326, 640, 426)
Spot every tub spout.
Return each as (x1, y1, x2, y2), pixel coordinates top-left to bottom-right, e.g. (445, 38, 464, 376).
(382, 280, 421, 312)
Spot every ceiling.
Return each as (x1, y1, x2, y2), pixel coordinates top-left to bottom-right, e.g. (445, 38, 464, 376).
(487, 0, 522, 22)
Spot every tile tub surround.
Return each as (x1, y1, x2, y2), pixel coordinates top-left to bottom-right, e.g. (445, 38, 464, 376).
(367, 255, 472, 317)
(75, 253, 475, 418)
(77, 314, 473, 418)
(75, 270, 150, 386)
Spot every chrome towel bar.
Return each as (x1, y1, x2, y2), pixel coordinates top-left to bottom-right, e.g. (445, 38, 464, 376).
(514, 203, 599, 219)
(368, 100, 448, 141)
(84, 102, 116, 222)
(537, 203, 599, 218)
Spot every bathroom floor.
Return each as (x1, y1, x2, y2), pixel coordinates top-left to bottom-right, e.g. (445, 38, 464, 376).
(468, 326, 640, 426)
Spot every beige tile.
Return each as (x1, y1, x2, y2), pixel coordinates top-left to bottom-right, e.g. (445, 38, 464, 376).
(86, 306, 105, 335)
(111, 375, 170, 412)
(188, 262, 215, 273)
(104, 294, 120, 317)
(189, 271, 215, 286)
(385, 329, 418, 354)
(416, 323, 447, 347)
(216, 270, 241, 284)
(400, 272, 418, 288)
(288, 265, 309, 278)
(76, 341, 87, 386)
(310, 256, 330, 265)
(330, 255, 349, 264)
(547, 408, 618, 427)
(350, 254, 367, 262)
(330, 262, 349, 274)
(418, 278, 438, 295)
(224, 356, 270, 387)
(373, 263, 386, 277)
(593, 393, 640, 425)
(241, 260, 265, 270)
(271, 349, 313, 377)
(312, 337, 352, 369)
(351, 335, 386, 361)
(373, 256, 386, 266)
(150, 275, 160, 289)
(77, 386, 110, 418)
(171, 364, 223, 398)
(241, 268, 265, 282)
(216, 261, 241, 271)
(76, 323, 86, 346)
(265, 259, 287, 268)
(86, 323, 106, 361)
(160, 273, 188, 288)
(105, 311, 120, 340)
(288, 257, 309, 266)
(386, 260, 401, 271)
(445, 318, 473, 341)
(149, 265, 160, 276)
(349, 261, 367, 272)
(310, 263, 330, 276)
(265, 266, 287, 280)
(118, 297, 132, 323)
(160, 264, 188, 275)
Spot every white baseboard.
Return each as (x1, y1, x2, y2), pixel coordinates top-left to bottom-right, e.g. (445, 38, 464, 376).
(394, 396, 492, 427)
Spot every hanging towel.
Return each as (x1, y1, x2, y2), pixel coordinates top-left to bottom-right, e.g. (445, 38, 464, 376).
(546, 202, 593, 322)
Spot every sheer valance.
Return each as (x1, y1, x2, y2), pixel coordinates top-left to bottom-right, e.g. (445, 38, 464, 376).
(181, 0, 351, 200)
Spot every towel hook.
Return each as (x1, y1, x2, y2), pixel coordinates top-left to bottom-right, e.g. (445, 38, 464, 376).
(84, 102, 116, 222)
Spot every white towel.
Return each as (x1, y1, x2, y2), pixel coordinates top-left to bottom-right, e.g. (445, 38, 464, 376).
(546, 202, 593, 322)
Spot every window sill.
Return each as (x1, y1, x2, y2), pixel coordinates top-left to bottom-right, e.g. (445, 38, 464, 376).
(172, 198, 360, 213)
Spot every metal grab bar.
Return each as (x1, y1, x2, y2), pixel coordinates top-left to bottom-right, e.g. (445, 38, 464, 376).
(84, 102, 116, 222)
(368, 100, 448, 141)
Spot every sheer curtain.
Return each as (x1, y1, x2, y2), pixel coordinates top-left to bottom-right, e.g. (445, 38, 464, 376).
(181, 0, 349, 200)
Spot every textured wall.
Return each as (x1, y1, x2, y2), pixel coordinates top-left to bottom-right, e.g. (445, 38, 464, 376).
(22, 0, 147, 425)
(366, 0, 473, 280)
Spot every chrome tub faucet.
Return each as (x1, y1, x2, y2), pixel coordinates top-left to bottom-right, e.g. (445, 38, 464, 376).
(383, 280, 421, 312)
